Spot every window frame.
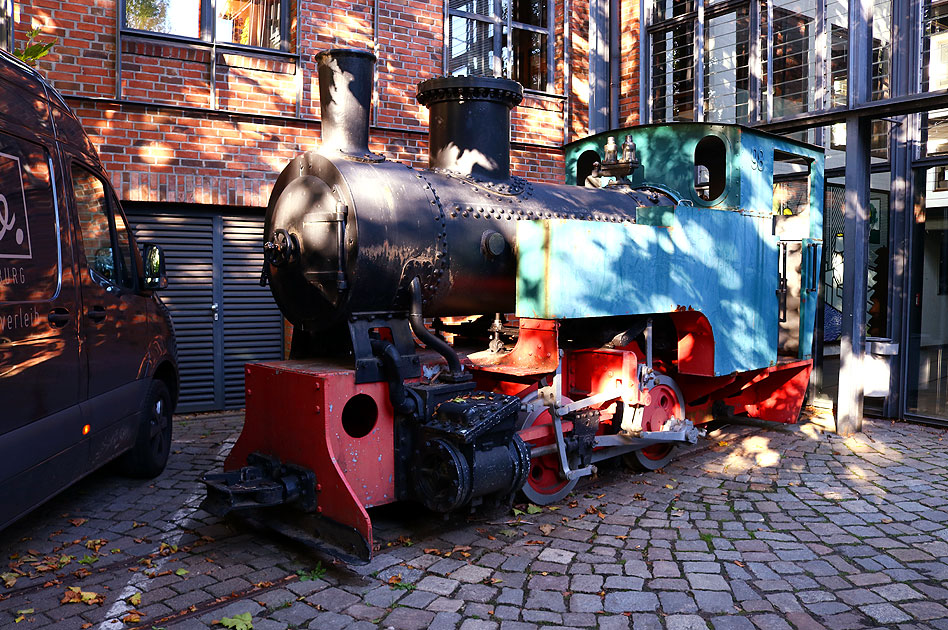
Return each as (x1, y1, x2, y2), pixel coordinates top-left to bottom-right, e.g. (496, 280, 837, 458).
(444, 0, 557, 95)
(120, 0, 293, 56)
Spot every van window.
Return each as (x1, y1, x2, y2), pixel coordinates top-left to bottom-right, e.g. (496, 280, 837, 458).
(72, 165, 134, 290)
(0, 131, 61, 305)
(112, 208, 136, 289)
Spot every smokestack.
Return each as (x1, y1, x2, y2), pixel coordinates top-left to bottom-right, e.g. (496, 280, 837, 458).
(417, 76, 523, 181)
(316, 48, 379, 160)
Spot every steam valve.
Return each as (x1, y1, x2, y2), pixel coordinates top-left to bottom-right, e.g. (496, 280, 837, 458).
(264, 229, 299, 267)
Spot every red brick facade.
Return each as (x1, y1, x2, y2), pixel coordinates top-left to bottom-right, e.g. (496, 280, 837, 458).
(16, 0, 640, 206)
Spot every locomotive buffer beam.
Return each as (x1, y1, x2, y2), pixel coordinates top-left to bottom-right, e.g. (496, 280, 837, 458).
(201, 452, 318, 516)
(202, 453, 373, 564)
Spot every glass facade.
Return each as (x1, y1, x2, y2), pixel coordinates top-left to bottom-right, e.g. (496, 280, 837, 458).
(644, 0, 948, 425)
(908, 166, 948, 418)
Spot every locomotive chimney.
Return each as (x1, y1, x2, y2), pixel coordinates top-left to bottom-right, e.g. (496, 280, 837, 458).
(417, 76, 523, 181)
(316, 48, 379, 160)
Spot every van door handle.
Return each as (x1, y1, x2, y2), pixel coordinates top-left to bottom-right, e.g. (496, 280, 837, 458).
(48, 308, 72, 328)
(88, 306, 107, 322)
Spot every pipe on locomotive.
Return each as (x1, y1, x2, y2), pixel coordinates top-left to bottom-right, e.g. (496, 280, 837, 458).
(314, 49, 380, 161)
(416, 75, 523, 181)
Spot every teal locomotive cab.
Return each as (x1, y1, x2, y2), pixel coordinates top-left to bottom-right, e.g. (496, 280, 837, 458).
(555, 124, 824, 371)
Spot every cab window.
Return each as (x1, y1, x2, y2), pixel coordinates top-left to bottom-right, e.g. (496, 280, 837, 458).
(71, 164, 135, 290)
(112, 206, 136, 289)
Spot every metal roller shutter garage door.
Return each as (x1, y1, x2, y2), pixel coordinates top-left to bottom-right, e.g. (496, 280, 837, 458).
(128, 210, 284, 412)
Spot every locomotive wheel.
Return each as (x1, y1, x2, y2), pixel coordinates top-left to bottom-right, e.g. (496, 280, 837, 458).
(518, 392, 577, 505)
(624, 375, 684, 472)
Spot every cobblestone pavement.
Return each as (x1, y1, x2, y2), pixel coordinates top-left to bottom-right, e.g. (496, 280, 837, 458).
(1, 411, 947, 630)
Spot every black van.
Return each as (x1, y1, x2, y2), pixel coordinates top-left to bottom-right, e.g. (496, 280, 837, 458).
(0, 50, 178, 528)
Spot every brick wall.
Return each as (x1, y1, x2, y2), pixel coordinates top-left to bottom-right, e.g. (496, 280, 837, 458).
(17, 0, 641, 205)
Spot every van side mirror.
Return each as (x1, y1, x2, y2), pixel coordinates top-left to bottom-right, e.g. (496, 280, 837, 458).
(142, 243, 168, 290)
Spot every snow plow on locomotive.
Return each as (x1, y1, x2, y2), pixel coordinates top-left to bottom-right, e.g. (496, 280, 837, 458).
(202, 49, 824, 563)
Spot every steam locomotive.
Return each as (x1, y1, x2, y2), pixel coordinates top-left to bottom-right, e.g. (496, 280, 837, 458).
(202, 49, 824, 562)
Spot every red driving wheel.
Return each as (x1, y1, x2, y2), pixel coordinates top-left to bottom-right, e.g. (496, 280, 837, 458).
(625, 375, 684, 471)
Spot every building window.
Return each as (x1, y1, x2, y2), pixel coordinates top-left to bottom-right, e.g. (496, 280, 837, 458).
(124, 0, 288, 52)
(447, 0, 554, 92)
(1, 0, 12, 53)
(705, 6, 751, 123)
(651, 23, 695, 122)
(935, 165, 948, 192)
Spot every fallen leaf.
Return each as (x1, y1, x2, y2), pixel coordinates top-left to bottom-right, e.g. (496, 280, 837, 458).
(215, 612, 253, 630)
(69, 518, 87, 527)
(85, 540, 106, 553)
(61, 586, 103, 605)
(128, 592, 141, 607)
(423, 548, 441, 555)
(2, 572, 19, 588)
(539, 524, 555, 536)
(452, 545, 471, 553)
(486, 535, 496, 541)
(387, 574, 402, 585)
(175, 568, 189, 576)
(526, 504, 543, 515)
(16, 609, 34, 615)
(122, 612, 141, 623)
(524, 540, 546, 545)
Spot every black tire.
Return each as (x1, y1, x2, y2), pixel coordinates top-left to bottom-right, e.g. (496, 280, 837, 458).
(119, 379, 173, 478)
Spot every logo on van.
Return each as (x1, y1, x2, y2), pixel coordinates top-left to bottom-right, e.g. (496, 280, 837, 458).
(0, 152, 33, 260)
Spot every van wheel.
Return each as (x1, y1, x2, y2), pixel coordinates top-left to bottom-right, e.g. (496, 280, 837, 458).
(120, 379, 173, 478)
